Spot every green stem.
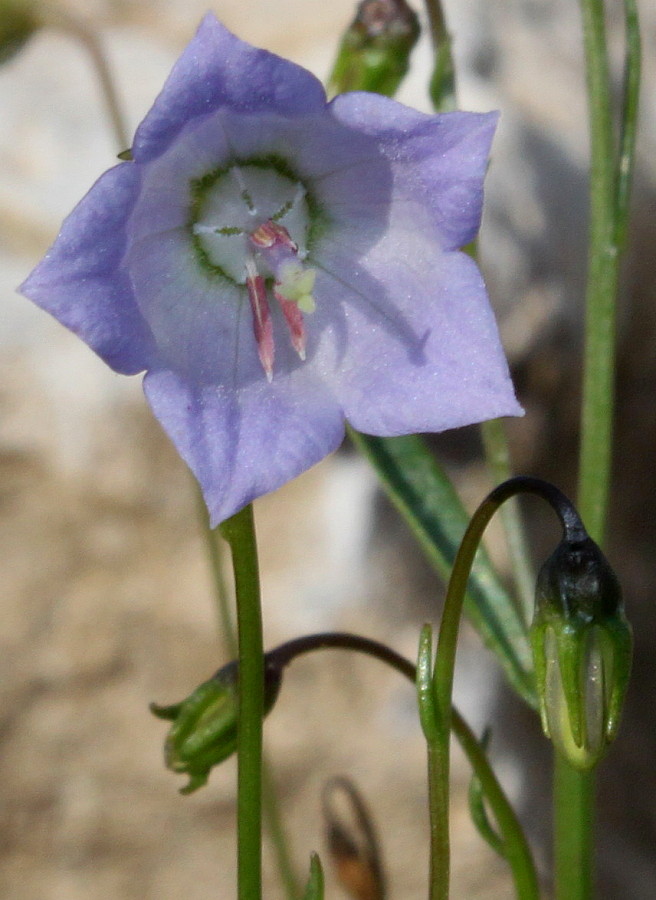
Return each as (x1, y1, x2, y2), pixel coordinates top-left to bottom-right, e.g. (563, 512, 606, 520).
(40, 5, 130, 151)
(614, 0, 641, 253)
(566, 0, 641, 887)
(423, 0, 456, 111)
(455, 716, 539, 899)
(480, 419, 535, 624)
(262, 766, 302, 900)
(197, 492, 301, 899)
(553, 757, 595, 900)
(197, 489, 237, 655)
(220, 505, 264, 900)
(577, 0, 618, 546)
(269, 632, 539, 898)
(430, 477, 581, 899)
(426, 730, 450, 900)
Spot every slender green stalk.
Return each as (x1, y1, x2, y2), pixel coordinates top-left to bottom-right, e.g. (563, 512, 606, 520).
(262, 765, 302, 900)
(197, 496, 301, 900)
(423, 0, 456, 111)
(614, 0, 641, 252)
(269, 631, 539, 898)
(554, 758, 595, 900)
(565, 0, 641, 889)
(417, 628, 450, 900)
(39, 5, 130, 151)
(197, 489, 237, 655)
(480, 419, 535, 623)
(455, 715, 539, 899)
(429, 490, 498, 898)
(220, 505, 264, 900)
(576, 0, 618, 545)
(429, 477, 579, 899)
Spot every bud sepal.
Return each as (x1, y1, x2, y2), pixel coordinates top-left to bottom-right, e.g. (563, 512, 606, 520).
(530, 536, 632, 770)
(151, 659, 283, 793)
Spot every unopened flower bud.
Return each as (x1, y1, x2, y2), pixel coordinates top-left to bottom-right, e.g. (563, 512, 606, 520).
(328, 0, 420, 97)
(530, 536, 632, 770)
(150, 659, 283, 793)
(0, 0, 39, 64)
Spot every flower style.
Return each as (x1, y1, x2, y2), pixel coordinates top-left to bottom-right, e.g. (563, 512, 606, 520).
(20, 14, 521, 526)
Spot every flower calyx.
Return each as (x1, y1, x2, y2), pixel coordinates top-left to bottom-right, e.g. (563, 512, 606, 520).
(530, 536, 632, 770)
(150, 658, 283, 793)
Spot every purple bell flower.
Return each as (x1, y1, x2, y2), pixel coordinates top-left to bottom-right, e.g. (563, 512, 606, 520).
(20, 13, 522, 525)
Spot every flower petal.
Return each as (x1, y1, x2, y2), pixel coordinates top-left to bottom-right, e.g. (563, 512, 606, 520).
(143, 367, 345, 526)
(126, 227, 254, 381)
(314, 231, 522, 434)
(133, 14, 327, 164)
(326, 94, 498, 251)
(19, 164, 156, 375)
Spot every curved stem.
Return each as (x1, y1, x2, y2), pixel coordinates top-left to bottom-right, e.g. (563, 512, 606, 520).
(429, 478, 586, 897)
(268, 632, 539, 899)
(40, 6, 129, 151)
(454, 717, 539, 899)
(480, 420, 536, 624)
(220, 505, 264, 900)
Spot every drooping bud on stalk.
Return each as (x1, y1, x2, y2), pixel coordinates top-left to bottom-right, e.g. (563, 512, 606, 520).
(150, 659, 283, 793)
(327, 0, 420, 98)
(530, 535, 632, 770)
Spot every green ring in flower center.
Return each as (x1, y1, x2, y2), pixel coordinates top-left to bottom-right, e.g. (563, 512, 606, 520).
(189, 156, 322, 285)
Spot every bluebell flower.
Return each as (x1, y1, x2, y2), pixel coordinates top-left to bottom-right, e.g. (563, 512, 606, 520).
(21, 14, 522, 525)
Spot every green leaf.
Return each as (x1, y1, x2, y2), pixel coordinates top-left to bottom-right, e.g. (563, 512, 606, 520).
(302, 853, 324, 900)
(350, 430, 536, 706)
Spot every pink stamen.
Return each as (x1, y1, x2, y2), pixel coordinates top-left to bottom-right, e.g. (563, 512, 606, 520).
(247, 221, 315, 374)
(275, 289, 307, 360)
(246, 269, 274, 381)
(250, 220, 298, 252)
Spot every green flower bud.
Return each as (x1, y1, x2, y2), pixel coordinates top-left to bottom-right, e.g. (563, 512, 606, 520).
(150, 659, 283, 793)
(530, 536, 632, 770)
(328, 0, 420, 98)
(0, 0, 39, 64)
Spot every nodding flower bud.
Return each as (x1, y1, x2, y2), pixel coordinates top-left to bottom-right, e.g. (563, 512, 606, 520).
(0, 0, 39, 64)
(530, 536, 632, 770)
(327, 0, 420, 97)
(150, 659, 283, 794)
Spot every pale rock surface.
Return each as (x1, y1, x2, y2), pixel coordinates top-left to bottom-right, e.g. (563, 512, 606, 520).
(2, 0, 655, 898)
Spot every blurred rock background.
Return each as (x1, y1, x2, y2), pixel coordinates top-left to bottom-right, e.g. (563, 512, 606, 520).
(1, 0, 654, 897)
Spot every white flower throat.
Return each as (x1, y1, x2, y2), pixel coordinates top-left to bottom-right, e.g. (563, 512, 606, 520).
(192, 163, 317, 380)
